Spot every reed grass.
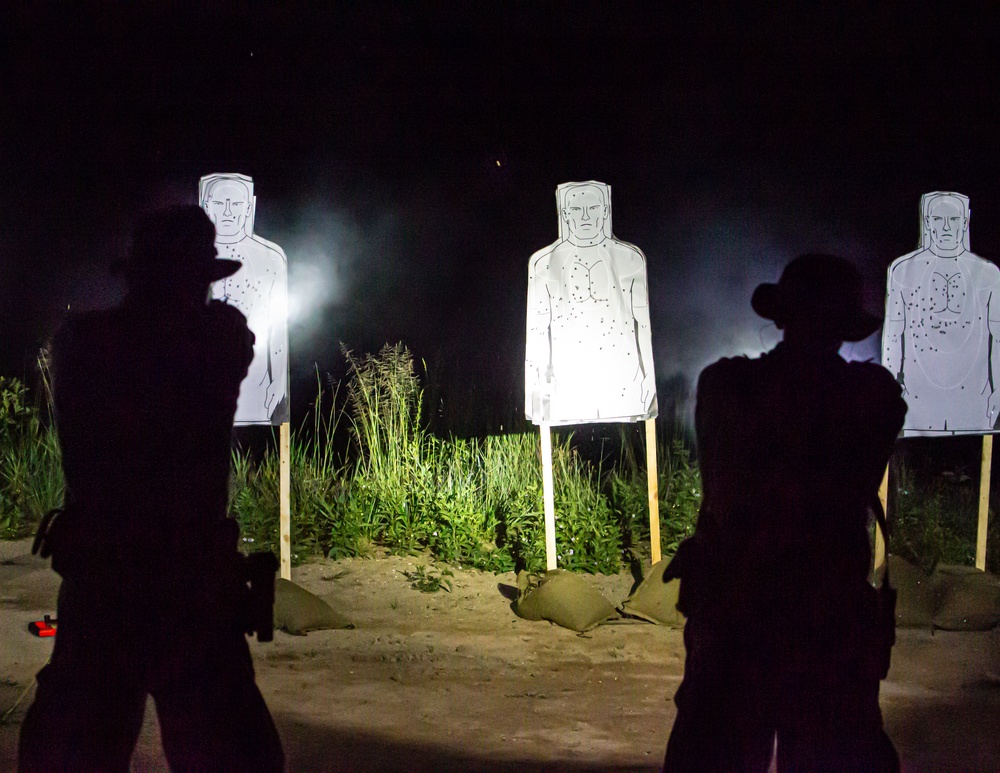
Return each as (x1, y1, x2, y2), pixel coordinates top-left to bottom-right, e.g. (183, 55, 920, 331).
(0, 373, 63, 539)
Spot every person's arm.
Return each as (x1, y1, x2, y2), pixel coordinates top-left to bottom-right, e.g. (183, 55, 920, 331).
(49, 324, 85, 489)
(208, 301, 255, 407)
(692, 361, 731, 538)
(854, 364, 907, 492)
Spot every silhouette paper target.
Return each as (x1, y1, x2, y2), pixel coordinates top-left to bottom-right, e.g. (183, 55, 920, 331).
(883, 191, 1000, 436)
(525, 181, 657, 426)
(199, 173, 289, 425)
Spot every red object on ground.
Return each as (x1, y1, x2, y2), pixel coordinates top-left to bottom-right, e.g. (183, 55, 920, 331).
(28, 615, 57, 637)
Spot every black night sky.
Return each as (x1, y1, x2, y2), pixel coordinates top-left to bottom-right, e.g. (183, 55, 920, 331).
(4, 3, 1000, 433)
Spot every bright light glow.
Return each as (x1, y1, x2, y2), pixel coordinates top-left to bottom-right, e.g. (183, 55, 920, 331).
(274, 206, 363, 349)
(287, 258, 338, 325)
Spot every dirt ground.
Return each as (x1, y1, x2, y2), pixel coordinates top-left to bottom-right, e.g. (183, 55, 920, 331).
(2, 538, 999, 773)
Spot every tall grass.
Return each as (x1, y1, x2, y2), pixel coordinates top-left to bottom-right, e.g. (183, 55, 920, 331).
(230, 371, 364, 562)
(339, 345, 628, 572)
(611, 432, 701, 562)
(0, 370, 63, 539)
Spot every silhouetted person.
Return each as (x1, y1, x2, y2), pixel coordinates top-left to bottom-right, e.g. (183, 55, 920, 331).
(664, 255, 906, 772)
(19, 207, 284, 772)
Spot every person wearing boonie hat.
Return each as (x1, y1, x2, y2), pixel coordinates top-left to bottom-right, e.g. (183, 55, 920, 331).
(750, 253, 883, 345)
(118, 204, 244, 289)
(664, 254, 906, 772)
(19, 206, 284, 772)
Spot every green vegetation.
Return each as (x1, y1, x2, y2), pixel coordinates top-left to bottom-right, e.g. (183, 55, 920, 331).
(889, 460, 1000, 573)
(402, 564, 454, 593)
(3, 343, 999, 575)
(229, 344, 701, 573)
(0, 374, 62, 539)
(612, 436, 701, 561)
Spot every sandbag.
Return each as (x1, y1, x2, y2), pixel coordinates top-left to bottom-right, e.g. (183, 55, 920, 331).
(619, 558, 685, 627)
(887, 554, 938, 629)
(273, 578, 354, 635)
(932, 565, 1000, 632)
(514, 569, 617, 632)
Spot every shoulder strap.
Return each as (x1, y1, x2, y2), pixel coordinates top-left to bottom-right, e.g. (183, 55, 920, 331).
(871, 493, 890, 543)
(871, 493, 891, 586)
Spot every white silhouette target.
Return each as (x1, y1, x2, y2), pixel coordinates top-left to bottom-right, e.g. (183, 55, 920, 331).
(883, 191, 1000, 436)
(525, 181, 657, 426)
(199, 173, 289, 425)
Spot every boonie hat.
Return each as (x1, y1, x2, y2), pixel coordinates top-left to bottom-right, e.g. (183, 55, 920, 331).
(119, 206, 241, 285)
(751, 253, 882, 342)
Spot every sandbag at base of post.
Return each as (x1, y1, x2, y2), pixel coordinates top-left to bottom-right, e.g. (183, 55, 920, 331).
(272, 579, 354, 635)
(619, 559, 686, 628)
(513, 570, 617, 632)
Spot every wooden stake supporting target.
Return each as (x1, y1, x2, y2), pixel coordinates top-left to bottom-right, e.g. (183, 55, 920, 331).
(977, 435, 992, 571)
(525, 181, 658, 572)
(646, 418, 661, 565)
(538, 421, 657, 571)
(279, 421, 291, 580)
(540, 423, 557, 571)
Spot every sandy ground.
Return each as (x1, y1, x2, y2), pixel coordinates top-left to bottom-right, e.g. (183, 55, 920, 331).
(2, 538, 999, 772)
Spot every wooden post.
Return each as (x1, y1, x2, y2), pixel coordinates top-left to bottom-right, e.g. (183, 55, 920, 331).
(875, 464, 889, 571)
(279, 421, 291, 580)
(646, 418, 661, 565)
(977, 435, 993, 571)
(540, 422, 557, 571)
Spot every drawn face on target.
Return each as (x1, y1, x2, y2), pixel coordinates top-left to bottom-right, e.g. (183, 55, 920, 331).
(925, 196, 968, 253)
(561, 186, 608, 241)
(204, 180, 252, 239)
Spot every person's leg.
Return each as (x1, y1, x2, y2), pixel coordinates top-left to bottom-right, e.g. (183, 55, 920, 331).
(153, 634, 284, 773)
(18, 582, 147, 773)
(776, 663, 898, 773)
(19, 665, 147, 773)
(664, 619, 775, 773)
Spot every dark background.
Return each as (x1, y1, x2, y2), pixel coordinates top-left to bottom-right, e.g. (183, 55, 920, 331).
(3, 2, 1000, 438)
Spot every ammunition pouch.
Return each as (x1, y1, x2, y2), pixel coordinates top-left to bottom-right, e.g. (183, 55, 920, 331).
(31, 508, 62, 559)
(32, 506, 106, 583)
(664, 535, 721, 619)
(239, 551, 279, 643)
